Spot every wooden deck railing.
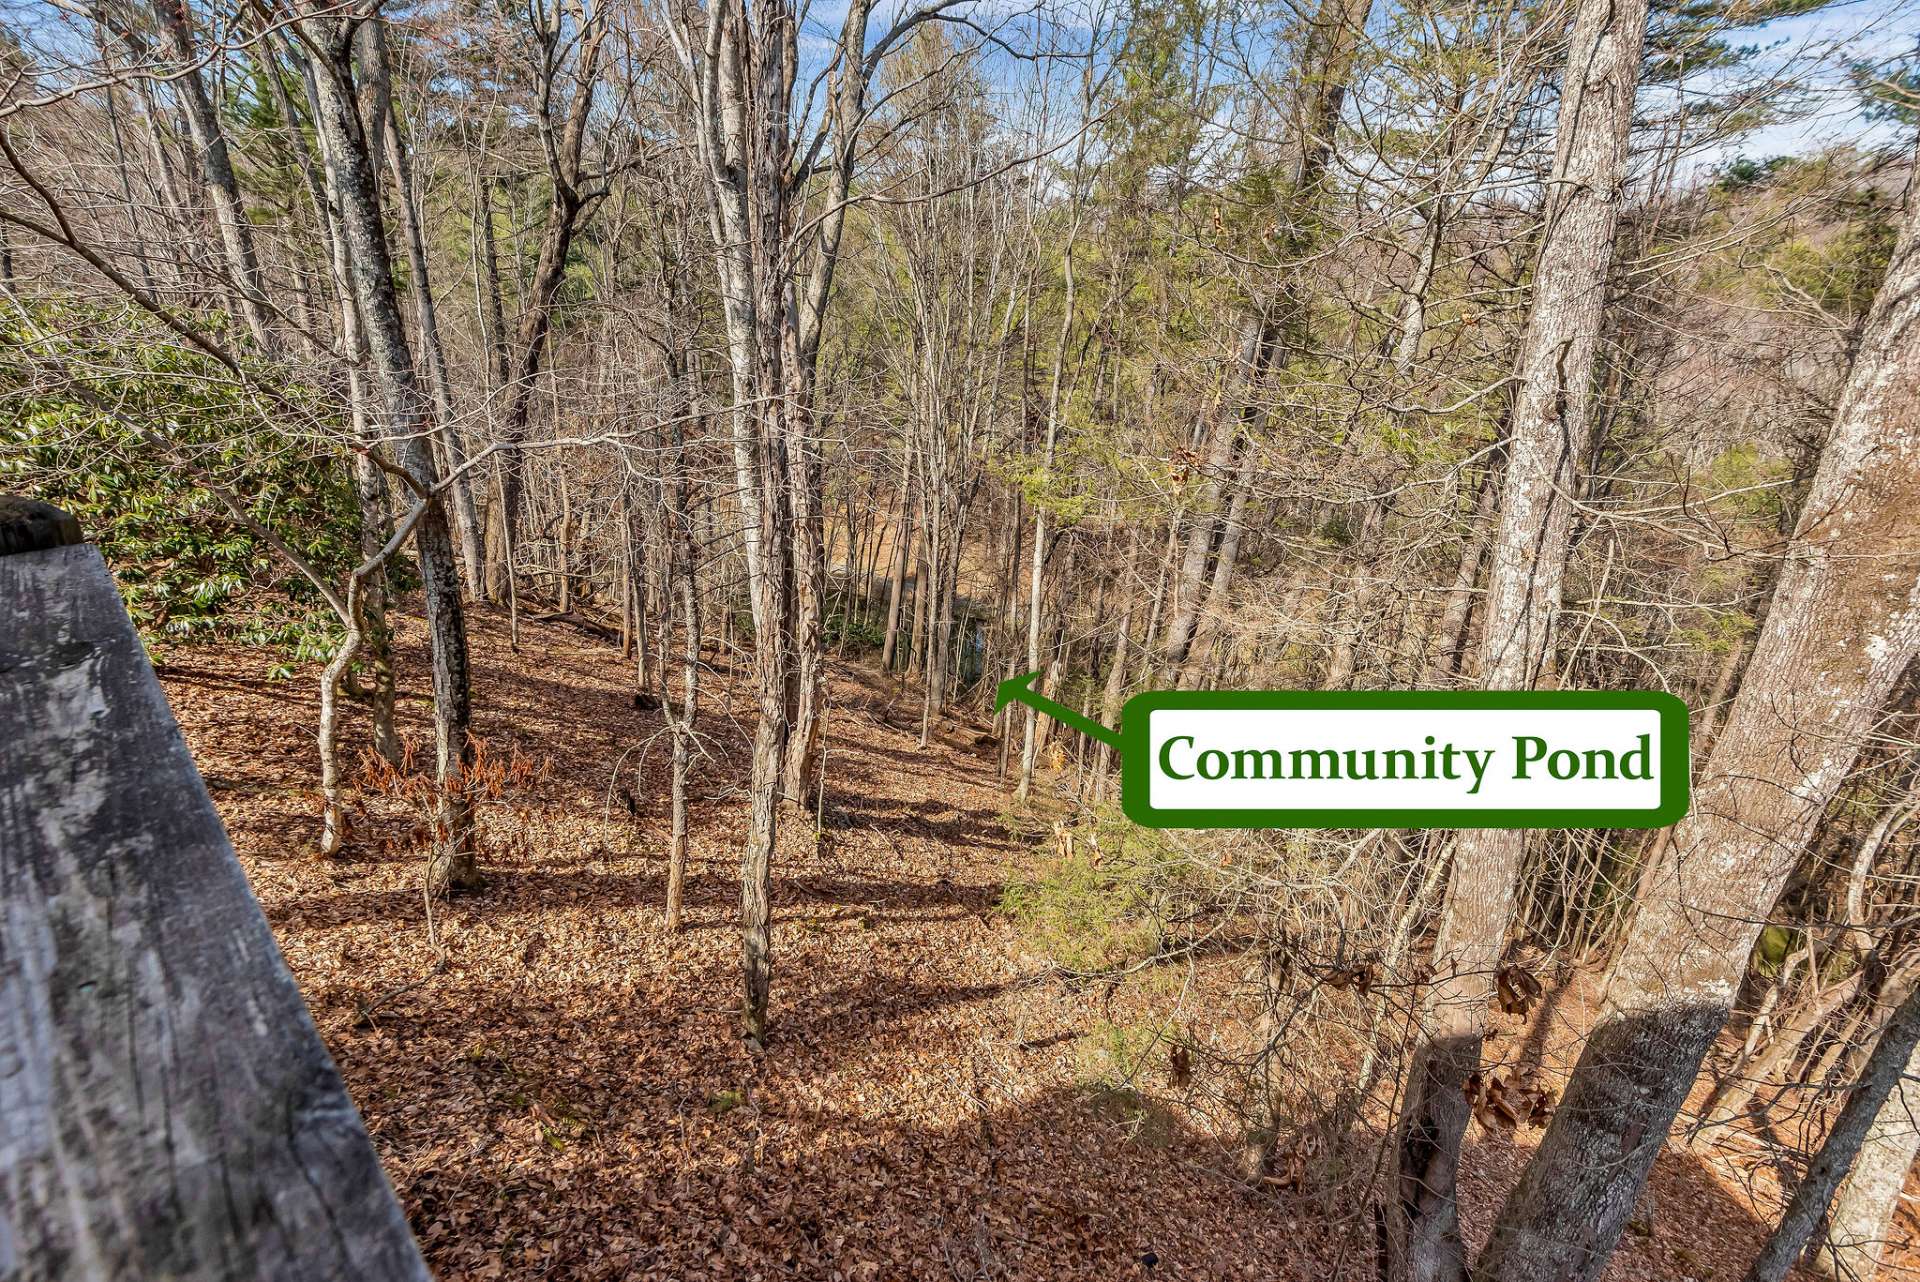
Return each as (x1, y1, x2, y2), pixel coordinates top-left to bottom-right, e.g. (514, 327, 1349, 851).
(0, 499, 430, 1281)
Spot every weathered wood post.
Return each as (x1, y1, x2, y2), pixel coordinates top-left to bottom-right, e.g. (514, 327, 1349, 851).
(0, 500, 431, 1280)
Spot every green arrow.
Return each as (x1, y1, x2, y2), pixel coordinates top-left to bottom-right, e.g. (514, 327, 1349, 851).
(994, 669, 1122, 752)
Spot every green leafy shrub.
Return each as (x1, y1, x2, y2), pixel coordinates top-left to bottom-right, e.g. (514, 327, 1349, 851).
(825, 607, 886, 652)
(0, 303, 359, 659)
(1076, 1017, 1175, 1088)
(1002, 845, 1160, 972)
(1001, 812, 1195, 973)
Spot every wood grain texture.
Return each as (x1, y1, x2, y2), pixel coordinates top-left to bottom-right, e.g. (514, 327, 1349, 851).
(0, 543, 430, 1282)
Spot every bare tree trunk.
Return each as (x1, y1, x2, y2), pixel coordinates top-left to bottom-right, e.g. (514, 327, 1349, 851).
(1743, 980, 1920, 1282)
(1322, 490, 1387, 690)
(662, 559, 700, 932)
(361, 18, 485, 599)
(476, 167, 511, 392)
(1161, 315, 1266, 668)
(317, 581, 367, 857)
(778, 0, 872, 799)
(348, 452, 400, 762)
(781, 376, 827, 803)
(149, 0, 275, 351)
(1701, 967, 1871, 1132)
(491, 14, 608, 603)
(1394, 0, 1648, 1270)
(1015, 452, 1056, 800)
(1843, 780, 1920, 955)
(664, 0, 881, 1044)
(1180, 460, 1255, 689)
(303, 12, 479, 896)
(659, 370, 702, 931)
(1019, 190, 1083, 800)
(908, 520, 931, 678)
(556, 473, 573, 613)
(1164, 0, 1370, 678)
(674, 0, 790, 1047)
(1809, 1032, 1920, 1281)
(1479, 140, 1920, 1282)
(275, 28, 401, 763)
(619, 489, 635, 658)
(1092, 539, 1141, 795)
(881, 442, 914, 670)
(738, 417, 791, 1047)
(1426, 445, 1500, 682)
(1393, 208, 1446, 371)
(93, 25, 153, 295)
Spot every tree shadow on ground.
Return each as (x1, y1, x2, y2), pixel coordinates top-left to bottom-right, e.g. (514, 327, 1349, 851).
(1453, 1126, 1802, 1282)
(164, 606, 1831, 1282)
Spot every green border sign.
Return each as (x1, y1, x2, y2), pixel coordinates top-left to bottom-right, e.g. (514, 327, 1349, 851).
(1118, 690, 1690, 831)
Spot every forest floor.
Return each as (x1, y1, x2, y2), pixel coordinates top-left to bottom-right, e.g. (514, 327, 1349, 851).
(155, 604, 1916, 1282)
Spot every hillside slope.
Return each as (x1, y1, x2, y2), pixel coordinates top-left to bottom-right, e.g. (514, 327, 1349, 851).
(156, 607, 1906, 1281)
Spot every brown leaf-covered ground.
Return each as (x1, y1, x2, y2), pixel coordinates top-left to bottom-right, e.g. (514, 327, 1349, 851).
(156, 605, 1915, 1281)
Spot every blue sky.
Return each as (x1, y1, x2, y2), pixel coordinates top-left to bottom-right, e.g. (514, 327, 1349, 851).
(797, 0, 1920, 174)
(1, 0, 1908, 170)
(1708, 0, 1918, 163)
